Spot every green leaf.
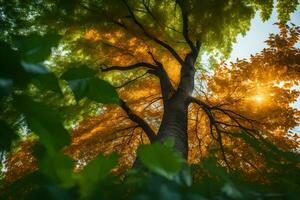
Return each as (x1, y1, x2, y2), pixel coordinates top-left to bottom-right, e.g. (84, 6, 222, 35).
(88, 78, 119, 104)
(137, 142, 185, 179)
(24, 182, 73, 200)
(16, 33, 61, 63)
(31, 73, 61, 94)
(21, 61, 50, 75)
(22, 61, 61, 93)
(65, 78, 89, 101)
(173, 167, 192, 186)
(163, 137, 175, 149)
(60, 65, 96, 80)
(13, 95, 70, 151)
(13, 95, 73, 186)
(222, 182, 243, 199)
(202, 157, 228, 178)
(0, 40, 61, 95)
(75, 153, 119, 197)
(61, 66, 119, 104)
(0, 172, 73, 200)
(0, 42, 30, 89)
(33, 144, 74, 187)
(0, 120, 19, 151)
(0, 78, 13, 98)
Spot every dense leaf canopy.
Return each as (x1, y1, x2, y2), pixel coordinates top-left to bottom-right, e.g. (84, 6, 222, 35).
(1, 0, 300, 199)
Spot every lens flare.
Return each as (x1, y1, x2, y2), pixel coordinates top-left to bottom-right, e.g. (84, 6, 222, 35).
(254, 95, 264, 103)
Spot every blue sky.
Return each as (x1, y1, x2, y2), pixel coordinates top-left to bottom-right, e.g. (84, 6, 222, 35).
(200, 5, 299, 65)
(230, 4, 300, 61)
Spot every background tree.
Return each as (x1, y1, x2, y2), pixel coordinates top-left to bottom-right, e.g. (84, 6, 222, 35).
(1, 0, 300, 198)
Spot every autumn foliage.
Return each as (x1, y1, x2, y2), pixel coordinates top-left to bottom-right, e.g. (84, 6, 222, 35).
(1, 0, 300, 199)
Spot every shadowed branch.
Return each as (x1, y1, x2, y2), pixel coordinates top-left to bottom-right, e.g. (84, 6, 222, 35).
(102, 62, 157, 72)
(175, 0, 199, 55)
(120, 100, 156, 142)
(122, 0, 185, 66)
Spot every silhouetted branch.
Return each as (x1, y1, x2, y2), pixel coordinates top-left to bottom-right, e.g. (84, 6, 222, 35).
(147, 52, 175, 102)
(142, 97, 162, 111)
(103, 125, 139, 143)
(115, 72, 150, 89)
(175, 0, 199, 55)
(122, 0, 185, 66)
(211, 107, 258, 124)
(120, 100, 156, 142)
(195, 108, 203, 158)
(190, 97, 231, 169)
(190, 97, 259, 137)
(102, 62, 157, 72)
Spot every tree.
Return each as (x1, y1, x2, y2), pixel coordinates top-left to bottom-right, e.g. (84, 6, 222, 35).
(1, 0, 300, 199)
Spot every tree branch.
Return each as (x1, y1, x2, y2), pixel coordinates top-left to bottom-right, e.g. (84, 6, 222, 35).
(120, 100, 156, 142)
(101, 62, 157, 72)
(176, 0, 199, 55)
(102, 59, 174, 102)
(115, 72, 150, 89)
(190, 97, 231, 170)
(190, 97, 259, 138)
(122, 0, 185, 66)
(142, 96, 162, 111)
(147, 51, 175, 102)
(149, 67, 175, 102)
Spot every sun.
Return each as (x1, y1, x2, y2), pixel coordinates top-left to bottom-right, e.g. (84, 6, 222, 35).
(253, 95, 264, 103)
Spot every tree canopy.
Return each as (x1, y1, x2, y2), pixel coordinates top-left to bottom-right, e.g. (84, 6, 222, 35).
(1, 0, 300, 199)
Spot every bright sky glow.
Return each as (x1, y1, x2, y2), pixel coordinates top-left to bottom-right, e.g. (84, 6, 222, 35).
(230, 5, 300, 132)
(253, 95, 264, 103)
(230, 4, 300, 61)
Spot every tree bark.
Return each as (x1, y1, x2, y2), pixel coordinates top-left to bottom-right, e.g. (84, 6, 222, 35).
(156, 53, 196, 159)
(156, 94, 189, 158)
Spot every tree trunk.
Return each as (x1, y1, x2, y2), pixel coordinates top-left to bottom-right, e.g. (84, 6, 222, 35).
(156, 94, 189, 158)
(156, 53, 196, 159)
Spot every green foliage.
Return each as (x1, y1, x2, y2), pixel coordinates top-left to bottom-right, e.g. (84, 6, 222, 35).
(0, 120, 18, 151)
(2, 140, 300, 199)
(137, 138, 185, 180)
(14, 95, 70, 150)
(0, 42, 29, 93)
(1, 1, 300, 200)
(0, 33, 121, 199)
(16, 33, 61, 63)
(1, 0, 297, 60)
(277, 0, 299, 22)
(0, 33, 61, 99)
(0, 30, 120, 138)
(33, 144, 75, 187)
(75, 153, 118, 197)
(61, 66, 120, 104)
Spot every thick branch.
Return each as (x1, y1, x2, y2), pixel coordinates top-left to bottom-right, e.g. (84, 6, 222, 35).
(176, 52, 197, 97)
(102, 58, 174, 108)
(147, 52, 175, 102)
(149, 67, 175, 103)
(120, 100, 156, 142)
(176, 0, 198, 54)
